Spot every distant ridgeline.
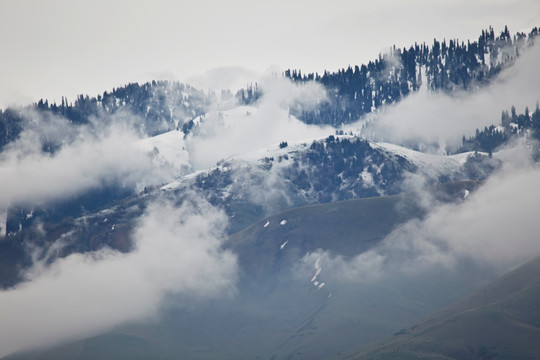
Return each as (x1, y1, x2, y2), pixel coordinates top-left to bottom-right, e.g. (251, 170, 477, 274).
(283, 26, 539, 126)
(0, 81, 216, 152)
(1, 26, 539, 152)
(459, 104, 540, 155)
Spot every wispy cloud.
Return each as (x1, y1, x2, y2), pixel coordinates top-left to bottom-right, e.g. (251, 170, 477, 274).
(299, 143, 540, 285)
(0, 195, 237, 357)
(360, 42, 540, 152)
(0, 111, 181, 209)
(186, 76, 331, 170)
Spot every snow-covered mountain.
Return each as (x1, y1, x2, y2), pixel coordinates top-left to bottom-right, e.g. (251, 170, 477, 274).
(0, 98, 508, 272)
(157, 129, 495, 231)
(1, 24, 540, 360)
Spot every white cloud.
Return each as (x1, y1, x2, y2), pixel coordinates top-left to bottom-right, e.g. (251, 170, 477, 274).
(301, 144, 540, 284)
(0, 195, 237, 358)
(186, 77, 332, 170)
(420, 153, 540, 265)
(362, 42, 540, 152)
(0, 112, 179, 209)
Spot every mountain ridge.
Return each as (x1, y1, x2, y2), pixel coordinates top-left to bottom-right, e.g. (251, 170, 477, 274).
(0, 23, 539, 359)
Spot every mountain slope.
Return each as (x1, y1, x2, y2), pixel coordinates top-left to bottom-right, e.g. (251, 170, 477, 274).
(164, 134, 495, 234)
(0, 130, 492, 289)
(285, 26, 539, 126)
(348, 256, 540, 360)
(3, 182, 493, 360)
(226, 180, 480, 286)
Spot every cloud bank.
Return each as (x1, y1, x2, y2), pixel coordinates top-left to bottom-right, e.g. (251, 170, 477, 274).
(300, 144, 540, 285)
(361, 41, 540, 152)
(0, 18, 538, 358)
(186, 77, 332, 170)
(0, 112, 180, 209)
(0, 196, 237, 358)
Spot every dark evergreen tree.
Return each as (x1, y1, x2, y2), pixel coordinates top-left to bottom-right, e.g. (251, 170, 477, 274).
(284, 26, 539, 126)
(0, 80, 213, 150)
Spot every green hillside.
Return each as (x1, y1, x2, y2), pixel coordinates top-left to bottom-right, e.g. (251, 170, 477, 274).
(228, 180, 480, 284)
(3, 181, 488, 360)
(348, 256, 540, 360)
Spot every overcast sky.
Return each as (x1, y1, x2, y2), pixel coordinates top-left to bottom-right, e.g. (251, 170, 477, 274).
(0, 0, 539, 108)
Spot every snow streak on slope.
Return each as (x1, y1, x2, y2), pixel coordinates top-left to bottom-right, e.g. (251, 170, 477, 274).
(0, 208, 7, 238)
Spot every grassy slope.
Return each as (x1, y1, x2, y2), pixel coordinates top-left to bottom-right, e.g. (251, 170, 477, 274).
(348, 256, 540, 360)
(227, 180, 480, 286)
(2, 181, 485, 360)
(227, 193, 418, 285)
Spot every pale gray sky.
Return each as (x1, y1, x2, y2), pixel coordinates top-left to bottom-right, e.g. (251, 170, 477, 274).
(0, 0, 539, 107)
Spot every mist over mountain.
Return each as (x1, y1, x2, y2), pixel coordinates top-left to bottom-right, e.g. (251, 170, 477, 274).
(1, 24, 540, 359)
(285, 26, 538, 127)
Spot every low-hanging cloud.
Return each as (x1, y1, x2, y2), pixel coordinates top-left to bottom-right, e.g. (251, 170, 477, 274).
(0, 195, 237, 358)
(186, 77, 332, 170)
(361, 41, 540, 152)
(0, 111, 180, 209)
(299, 143, 540, 284)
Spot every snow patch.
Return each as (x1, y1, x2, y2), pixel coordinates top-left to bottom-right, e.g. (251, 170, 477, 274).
(373, 142, 475, 176)
(160, 168, 207, 191)
(360, 168, 374, 187)
(138, 130, 191, 174)
(0, 208, 7, 238)
(311, 257, 322, 283)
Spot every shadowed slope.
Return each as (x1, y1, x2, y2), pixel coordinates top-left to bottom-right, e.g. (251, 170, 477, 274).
(349, 256, 540, 360)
